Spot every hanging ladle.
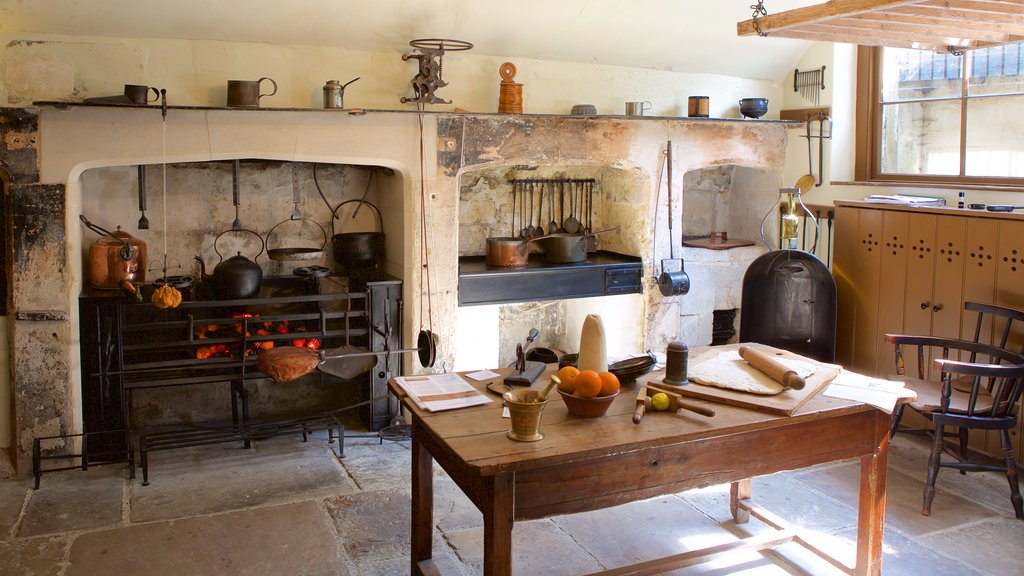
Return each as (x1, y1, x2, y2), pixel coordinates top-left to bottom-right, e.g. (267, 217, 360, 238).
(257, 328, 439, 383)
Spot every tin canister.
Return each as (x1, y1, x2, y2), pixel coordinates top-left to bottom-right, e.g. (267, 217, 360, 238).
(324, 80, 344, 109)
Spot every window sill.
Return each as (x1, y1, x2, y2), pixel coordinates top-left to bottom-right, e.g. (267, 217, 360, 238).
(833, 180, 1024, 194)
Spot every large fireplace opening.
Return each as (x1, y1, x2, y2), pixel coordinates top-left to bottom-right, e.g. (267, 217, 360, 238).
(77, 160, 407, 435)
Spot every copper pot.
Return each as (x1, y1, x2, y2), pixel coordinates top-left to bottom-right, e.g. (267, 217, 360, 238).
(80, 215, 147, 293)
(485, 236, 544, 267)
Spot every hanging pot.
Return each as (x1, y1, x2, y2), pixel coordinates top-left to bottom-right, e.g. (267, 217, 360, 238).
(80, 214, 148, 294)
(331, 199, 385, 273)
(194, 228, 264, 300)
(266, 218, 327, 261)
(540, 226, 620, 263)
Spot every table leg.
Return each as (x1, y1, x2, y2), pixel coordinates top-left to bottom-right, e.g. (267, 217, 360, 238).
(855, 419, 889, 576)
(482, 472, 515, 576)
(730, 478, 752, 524)
(411, 433, 435, 575)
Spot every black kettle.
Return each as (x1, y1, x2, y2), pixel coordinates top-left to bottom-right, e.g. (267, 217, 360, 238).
(195, 229, 264, 300)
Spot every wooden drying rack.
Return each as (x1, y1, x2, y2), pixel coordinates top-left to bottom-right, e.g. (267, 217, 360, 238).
(738, 0, 1024, 53)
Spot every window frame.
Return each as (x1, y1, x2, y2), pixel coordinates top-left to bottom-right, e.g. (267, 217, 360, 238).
(855, 45, 1024, 191)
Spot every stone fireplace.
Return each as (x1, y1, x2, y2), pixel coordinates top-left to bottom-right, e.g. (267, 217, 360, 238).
(4, 105, 788, 472)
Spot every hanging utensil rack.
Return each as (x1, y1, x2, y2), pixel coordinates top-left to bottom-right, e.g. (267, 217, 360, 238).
(507, 178, 597, 239)
(800, 112, 832, 187)
(794, 66, 826, 106)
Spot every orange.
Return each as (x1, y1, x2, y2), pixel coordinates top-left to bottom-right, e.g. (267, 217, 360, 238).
(556, 366, 580, 393)
(598, 371, 620, 396)
(573, 370, 602, 398)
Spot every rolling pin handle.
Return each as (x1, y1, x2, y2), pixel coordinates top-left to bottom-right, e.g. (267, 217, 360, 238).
(783, 371, 806, 390)
(633, 402, 646, 424)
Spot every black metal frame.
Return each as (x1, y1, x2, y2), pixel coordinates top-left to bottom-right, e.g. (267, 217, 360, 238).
(34, 275, 404, 486)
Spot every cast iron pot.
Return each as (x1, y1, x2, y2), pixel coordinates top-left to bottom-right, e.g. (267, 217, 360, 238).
(539, 226, 620, 263)
(332, 200, 384, 273)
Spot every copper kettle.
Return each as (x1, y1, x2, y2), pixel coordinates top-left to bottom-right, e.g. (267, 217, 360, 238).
(80, 214, 147, 295)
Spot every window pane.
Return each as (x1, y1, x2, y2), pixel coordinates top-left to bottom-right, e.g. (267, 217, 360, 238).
(879, 100, 961, 175)
(968, 42, 1024, 96)
(966, 95, 1024, 177)
(881, 48, 962, 102)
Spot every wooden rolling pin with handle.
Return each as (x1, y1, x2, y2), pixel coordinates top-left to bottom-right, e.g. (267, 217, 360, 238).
(738, 345, 806, 391)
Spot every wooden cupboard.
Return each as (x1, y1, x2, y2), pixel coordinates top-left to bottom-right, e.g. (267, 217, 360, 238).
(834, 201, 1024, 461)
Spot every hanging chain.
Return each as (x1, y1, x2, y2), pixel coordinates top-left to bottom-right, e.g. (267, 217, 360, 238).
(750, 1, 770, 37)
(946, 45, 966, 57)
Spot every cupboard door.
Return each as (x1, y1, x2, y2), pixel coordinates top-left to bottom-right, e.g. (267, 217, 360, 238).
(995, 219, 1024, 462)
(962, 218, 999, 341)
(931, 216, 967, 341)
(833, 205, 860, 368)
(852, 209, 884, 375)
(876, 211, 910, 377)
(903, 214, 937, 378)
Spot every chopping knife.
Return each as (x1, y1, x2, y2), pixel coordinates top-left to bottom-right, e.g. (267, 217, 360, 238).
(738, 345, 806, 390)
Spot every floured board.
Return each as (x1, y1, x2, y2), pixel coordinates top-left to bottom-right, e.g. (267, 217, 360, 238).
(641, 343, 842, 416)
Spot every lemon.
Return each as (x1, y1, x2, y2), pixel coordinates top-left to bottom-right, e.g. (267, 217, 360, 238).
(651, 392, 670, 411)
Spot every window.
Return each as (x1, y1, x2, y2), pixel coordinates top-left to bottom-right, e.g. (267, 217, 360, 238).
(856, 42, 1024, 188)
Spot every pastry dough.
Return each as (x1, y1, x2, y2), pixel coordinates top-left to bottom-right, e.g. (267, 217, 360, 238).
(688, 350, 818, 395)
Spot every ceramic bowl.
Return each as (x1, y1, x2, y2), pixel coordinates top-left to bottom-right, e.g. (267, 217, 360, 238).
(739, 98, 769, 119)
(559, 389, 619, 418)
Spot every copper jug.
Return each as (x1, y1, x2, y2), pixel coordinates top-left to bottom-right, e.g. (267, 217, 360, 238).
(80, 215, 147, 294)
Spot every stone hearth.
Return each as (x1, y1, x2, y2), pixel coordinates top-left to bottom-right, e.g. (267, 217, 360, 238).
(4, 105, 788, 472)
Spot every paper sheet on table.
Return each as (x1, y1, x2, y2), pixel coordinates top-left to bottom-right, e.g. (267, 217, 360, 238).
(393, 372, 493, 412)
(824, 372, 916, 414)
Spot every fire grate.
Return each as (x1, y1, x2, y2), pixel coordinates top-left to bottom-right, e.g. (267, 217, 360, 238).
(138, 412, 344, 485)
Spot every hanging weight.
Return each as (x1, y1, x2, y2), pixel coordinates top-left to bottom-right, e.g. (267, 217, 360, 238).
(417, 329, 438, 368)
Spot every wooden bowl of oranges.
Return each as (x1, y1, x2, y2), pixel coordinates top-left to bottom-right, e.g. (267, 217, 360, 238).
(555, 366, 620, 418)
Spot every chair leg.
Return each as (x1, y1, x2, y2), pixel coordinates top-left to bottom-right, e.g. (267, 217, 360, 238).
(889, 403, 905, 438)
(957, 426, 969, 475)
(923, 426, 944, 516)
(1000, 430, 1023, 520)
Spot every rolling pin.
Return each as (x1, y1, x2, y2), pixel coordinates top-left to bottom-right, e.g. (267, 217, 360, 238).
(738, 346, 806, 390)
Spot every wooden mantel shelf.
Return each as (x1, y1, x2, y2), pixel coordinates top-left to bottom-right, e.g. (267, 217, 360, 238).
(738, 0, 1024, 53)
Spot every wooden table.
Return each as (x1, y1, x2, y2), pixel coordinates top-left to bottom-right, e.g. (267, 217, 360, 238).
(391, 351, 890, 576)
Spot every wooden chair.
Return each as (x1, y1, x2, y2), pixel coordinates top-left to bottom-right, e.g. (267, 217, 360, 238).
(884, 334, 1024, 518)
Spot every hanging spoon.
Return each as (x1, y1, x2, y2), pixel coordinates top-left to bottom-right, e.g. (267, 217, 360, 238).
(510, 181, 517, 237)
(519, 181, 529, 238)
(526, 181, 537, 238)
(535, 182, 545, 237)
(564, 180, 581, 234)
(556, 180, 567, 233)
(548, 181, 558, 234)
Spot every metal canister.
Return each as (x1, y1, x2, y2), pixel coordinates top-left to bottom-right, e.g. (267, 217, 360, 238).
(323, 80, 344, 109)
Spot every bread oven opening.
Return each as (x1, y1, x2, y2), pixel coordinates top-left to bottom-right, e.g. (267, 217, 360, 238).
(453, 163, 646, 369)
(77, 160, 406, 432)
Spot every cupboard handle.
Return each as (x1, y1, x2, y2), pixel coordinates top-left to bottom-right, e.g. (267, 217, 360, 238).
(921, 302, 929, 310)
(933, 304, 943, 312)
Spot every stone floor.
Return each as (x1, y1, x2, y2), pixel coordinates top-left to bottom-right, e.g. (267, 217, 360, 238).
(1, 429, 1021, 575)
